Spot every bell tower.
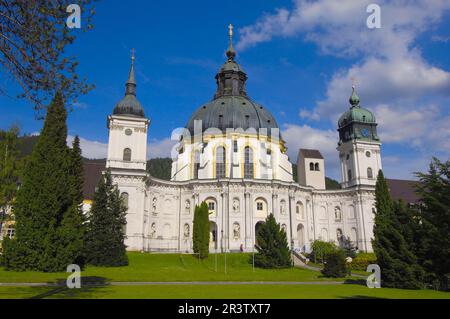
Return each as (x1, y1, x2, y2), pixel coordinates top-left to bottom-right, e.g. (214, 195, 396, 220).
(107, 50, 150, 172)
(337, 86, 381, 188)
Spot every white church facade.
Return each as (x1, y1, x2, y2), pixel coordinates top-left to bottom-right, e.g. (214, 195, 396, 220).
(96, 28, 382, 254)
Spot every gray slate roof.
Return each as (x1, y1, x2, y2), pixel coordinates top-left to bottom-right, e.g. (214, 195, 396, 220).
(299, 149, 324, 159)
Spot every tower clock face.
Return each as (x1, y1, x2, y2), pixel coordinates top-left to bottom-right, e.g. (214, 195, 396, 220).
(361, 128, 369, 137)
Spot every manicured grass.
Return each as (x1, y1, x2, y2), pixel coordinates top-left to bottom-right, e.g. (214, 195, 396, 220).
(1, 284, 449, 299)
(1, 253, 448, 299)
(0, 252, 338, 283)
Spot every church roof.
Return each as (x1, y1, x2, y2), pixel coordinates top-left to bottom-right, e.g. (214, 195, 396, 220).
(386, 178, 420, 204)
(299, 149, 324, 159)
(83, 161, 105, 200)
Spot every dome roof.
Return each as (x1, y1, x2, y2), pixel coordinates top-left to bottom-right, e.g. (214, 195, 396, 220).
(186, 26, 279, 137)
(113, 94, 145, 118)
(113, 54, 145, 118)
(338, 87, 376, 127)
(186, 95, 279, 135)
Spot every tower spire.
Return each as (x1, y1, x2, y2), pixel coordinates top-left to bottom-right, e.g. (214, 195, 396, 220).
(125, 48, 136, 95)
(226, 23, 236, 61)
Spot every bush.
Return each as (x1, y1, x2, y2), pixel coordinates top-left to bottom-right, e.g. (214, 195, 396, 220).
(310, 240, 337, 264)
(321, 250, 348, 278)
(351, 253, 377, 271)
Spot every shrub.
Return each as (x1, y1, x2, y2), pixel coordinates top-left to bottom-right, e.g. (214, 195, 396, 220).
(351, 253, 377, 271)
(310, 240, 337, 264)
(321, 250, 348, 278)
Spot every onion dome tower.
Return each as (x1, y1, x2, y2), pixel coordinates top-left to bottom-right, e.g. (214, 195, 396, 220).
(113, 50, 145, 118)
(107, 50, 150, 172)
(337, 85, 381, 188)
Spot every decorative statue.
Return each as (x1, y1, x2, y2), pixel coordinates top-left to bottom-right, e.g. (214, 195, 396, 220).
(334, 207, 341, 220)
(184, 224, 190, 238)
(233, 223, 240, 239)
(280, 201, 286, 215)
(152, 197, 157, 212)
(185, 200, 190, 211)
(232, 199, 239, 212)
(281, 224, 287, 233)
(150, 223, 156, 238)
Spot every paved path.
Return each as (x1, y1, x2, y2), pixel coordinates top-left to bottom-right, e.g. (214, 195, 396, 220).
(0, 281, 347, 287)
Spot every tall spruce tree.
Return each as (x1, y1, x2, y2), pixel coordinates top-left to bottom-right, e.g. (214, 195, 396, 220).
(193, 202, 209, 259)
(415, 158, 450, 291)
(85, 170, 128, 266)
(372, 170, 422, 289)
(55, 136, 85, 268)
(254, 214, 291, 269)
(2, 92, 83, 271)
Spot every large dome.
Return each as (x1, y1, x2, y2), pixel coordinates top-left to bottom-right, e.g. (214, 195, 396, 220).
(186, 95, 279, 135)
(186, 36, 279, 137)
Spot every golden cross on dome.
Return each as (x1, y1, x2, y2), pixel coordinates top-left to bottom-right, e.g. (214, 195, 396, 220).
(131, 48, 135, 63)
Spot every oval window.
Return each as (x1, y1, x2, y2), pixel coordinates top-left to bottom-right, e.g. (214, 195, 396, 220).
(125, 128, 132, 136)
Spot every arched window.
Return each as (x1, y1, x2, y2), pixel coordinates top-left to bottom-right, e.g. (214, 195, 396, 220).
(215, 146, 226, 178)
(367, 167, 373, 179)
(314, 162, 320, 171)
(123, 148, 131, 161)
(309, 162, 314, 171)
(244, 146, 254, 178)
(121, 192, 129, 211)
(193, 151, 200, 179)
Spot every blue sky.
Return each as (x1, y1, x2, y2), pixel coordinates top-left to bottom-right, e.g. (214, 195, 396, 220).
(1, 0, 449, 180)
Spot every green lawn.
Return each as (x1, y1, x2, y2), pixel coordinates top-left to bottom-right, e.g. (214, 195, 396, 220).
(0, 252, 340, 283)
(1, 284, 449, 299)
(0, 252, 448, 299)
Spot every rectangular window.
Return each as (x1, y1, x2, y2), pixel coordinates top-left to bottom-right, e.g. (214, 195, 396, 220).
(257, 202, 263, 211)
(233, 140, 238, 152)
(208, 202, 215, 211)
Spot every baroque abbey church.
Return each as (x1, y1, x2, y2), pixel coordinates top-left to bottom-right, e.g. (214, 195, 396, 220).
(86, 27, 385, 254)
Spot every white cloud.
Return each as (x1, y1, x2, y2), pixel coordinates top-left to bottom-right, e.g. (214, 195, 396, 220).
(240, 0, 450, 167)
(67, 135, 108, 159)
(282, 124, 340, 179)
(314, 56, 450, 122)
(66, 135, 177, 160)
(147, 137, 177, 159)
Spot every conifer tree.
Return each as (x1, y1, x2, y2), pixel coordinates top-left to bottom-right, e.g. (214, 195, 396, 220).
(85, 170, 128, 266)
(372, 170, 422, 289)
(193, 202, 209, 259)
(254, 214, 291, 269)
(2, 92, 83, 271)
(415, 158, 450, 291)
(55, 136, 85, 268)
